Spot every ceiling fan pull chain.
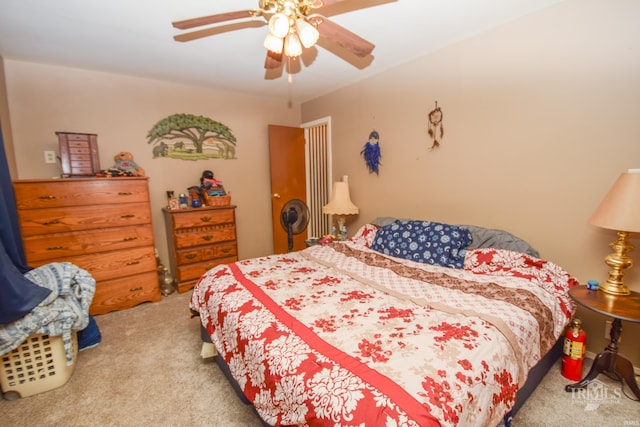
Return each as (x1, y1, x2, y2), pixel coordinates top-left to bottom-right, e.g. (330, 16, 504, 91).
(287, 56, 294, 108)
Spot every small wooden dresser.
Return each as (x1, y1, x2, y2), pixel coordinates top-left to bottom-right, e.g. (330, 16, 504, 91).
(163, 205, 238, 293)
(13, 177, 161, 315)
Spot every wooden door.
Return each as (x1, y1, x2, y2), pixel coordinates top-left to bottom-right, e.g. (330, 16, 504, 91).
(269, 124, 307, 254)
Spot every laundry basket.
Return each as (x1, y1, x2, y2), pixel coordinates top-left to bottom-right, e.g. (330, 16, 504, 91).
(0, 332, 77, 400)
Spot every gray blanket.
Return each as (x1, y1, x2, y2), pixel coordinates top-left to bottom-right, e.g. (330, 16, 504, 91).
(0, 262, 95, 365)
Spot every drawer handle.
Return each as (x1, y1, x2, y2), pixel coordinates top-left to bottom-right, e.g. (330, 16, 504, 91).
(38, 195, 56, 200)
(126, 260, 140, 265)
(129, 286, 142, 292)
(185, 253, 197, 259)
(118, 192, 133, 196)
(42, 219, 60, 225)
(202, 235, 213, 241)
(47, 246, 64, 250)
(123, 237, 138, 241)
(221, 248, 231, 253)
(200, 216, 212, 222)
(121, 214, 135, 218)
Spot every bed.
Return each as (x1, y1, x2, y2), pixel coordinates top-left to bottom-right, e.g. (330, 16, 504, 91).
(190, 219, 578, 426)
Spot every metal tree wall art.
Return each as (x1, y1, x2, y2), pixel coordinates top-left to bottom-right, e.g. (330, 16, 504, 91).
(427, 101, 444, 149)
(147, 113, 237, 160)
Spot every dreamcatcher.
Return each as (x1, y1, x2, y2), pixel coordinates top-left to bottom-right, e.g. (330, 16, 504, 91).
(427, 101, 444, 149)
(361, 130, 381, 174)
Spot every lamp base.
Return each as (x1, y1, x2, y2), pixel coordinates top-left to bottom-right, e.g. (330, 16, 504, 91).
(598, 281, 631, 296)
(598, 231, 633, 296)
(336, 216, 347, 240)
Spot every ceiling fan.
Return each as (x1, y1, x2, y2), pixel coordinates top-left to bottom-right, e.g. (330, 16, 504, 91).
(172, 0, 377, 70)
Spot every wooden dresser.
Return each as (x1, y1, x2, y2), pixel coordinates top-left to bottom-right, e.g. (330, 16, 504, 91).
(163, 205, 238, 293)
(13, 177, 161, 315)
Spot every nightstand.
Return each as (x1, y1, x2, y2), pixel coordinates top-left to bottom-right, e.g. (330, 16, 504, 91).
(564, 285, 640, 399)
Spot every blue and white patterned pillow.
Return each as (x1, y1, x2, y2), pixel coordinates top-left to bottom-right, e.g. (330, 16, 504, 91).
(370, 220, 472, 268)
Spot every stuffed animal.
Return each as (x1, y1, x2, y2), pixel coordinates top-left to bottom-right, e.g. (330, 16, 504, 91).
(113, 151, 145, 176)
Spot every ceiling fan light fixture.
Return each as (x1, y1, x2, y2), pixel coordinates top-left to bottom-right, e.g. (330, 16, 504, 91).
(284, 33, 303, 57)
(263, 33, 284, 53)
(296, 18, 319, 48)
(268, 13, 290, 38)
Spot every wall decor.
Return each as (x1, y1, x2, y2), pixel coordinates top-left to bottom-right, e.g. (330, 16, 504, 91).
(361, 130, 381, 174)
(147, 113, 237, 160)
(427, 101, 444, 149)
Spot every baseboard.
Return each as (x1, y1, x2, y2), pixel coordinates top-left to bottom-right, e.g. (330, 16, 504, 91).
(584, 350, 640, 376)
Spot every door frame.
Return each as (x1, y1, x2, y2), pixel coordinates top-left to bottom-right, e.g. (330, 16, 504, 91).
(302, 116, 332, 239)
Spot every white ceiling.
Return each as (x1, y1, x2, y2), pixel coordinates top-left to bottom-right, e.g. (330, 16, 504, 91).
(0, 0, 563, 103)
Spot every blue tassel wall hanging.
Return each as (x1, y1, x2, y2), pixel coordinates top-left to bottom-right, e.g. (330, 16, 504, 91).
(361, 131, 381, 174)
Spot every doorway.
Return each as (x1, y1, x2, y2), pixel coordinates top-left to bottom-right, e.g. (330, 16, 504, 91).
(268, 118, 332, 253)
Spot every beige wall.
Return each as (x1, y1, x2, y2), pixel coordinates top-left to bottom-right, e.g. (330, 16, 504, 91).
(0, 57, 18, 176)
(2, 60, 300, 264)
(302, 0, 640, 365)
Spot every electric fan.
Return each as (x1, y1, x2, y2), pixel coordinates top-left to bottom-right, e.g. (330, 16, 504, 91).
(280, 199, 310, 252)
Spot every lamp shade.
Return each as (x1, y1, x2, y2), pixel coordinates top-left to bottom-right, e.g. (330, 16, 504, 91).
(296, 19, 319, 48)
(268, 13, 290, 38)
(263, 33, 284, 54)
(589, 169, 640, 232)
(322, 182, 359, 215)
(284, 33, 302, 57)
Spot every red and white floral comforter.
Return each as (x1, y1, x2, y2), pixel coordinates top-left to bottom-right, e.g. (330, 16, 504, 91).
(191, 226, 578, 427)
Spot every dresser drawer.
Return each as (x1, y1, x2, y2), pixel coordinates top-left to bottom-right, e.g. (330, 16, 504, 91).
(174, 226, 236, 249)
(22, 225, 154, 262)
(176, 242, 238, 265)
(18, 202, 151, 236)
(176, 256, 238, 283)
(29, 246, 157, 282)
(13, 178, 149, 209)
(90, 271, 160, 315)
(171, 208, 235, 229)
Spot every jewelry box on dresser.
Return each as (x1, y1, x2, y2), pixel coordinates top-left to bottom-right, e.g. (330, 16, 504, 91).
(162, 205, 238, 293)
(13, 177, 161, 315)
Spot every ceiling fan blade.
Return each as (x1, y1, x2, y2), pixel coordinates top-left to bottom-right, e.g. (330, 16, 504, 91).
(264, 51, 283, 69)
(316, 18, 375, 57)
(317, 0, 347, 7)
(172, 10, 255, 30)
(174, 21, 265, 43)
(316, 0, 397, 17)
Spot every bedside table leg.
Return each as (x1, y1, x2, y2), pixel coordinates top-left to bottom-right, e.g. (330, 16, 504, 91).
(565, 349, 640, 399)
(565, 350, 612, 392)
(614, 353, 640, 400)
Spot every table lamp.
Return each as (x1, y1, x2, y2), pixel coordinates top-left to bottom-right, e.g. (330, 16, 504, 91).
(588, 169, 640, 296)
(322, 181, 359, 239)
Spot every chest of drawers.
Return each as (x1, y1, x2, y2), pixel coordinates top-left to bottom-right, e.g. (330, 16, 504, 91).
(163, 205, 238, 293)
(13, 177, 161, 315)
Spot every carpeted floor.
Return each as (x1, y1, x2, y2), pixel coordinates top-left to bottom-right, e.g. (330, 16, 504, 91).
(1, 291, 638, 426)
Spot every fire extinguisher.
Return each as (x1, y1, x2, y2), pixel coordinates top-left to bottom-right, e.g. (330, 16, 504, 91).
(561, 318, 586, 381)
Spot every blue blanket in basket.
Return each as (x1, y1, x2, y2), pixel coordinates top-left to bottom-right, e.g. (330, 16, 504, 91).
(0, 262, 95, 365)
